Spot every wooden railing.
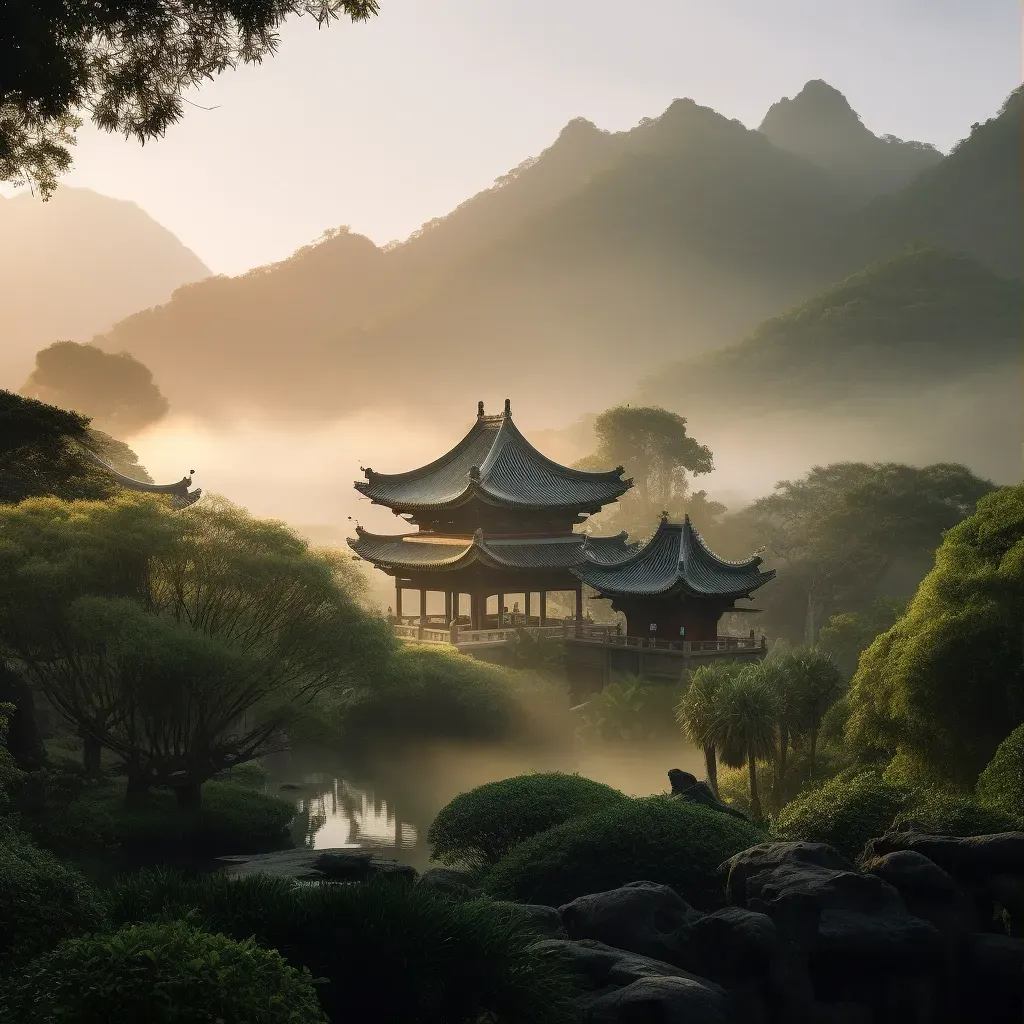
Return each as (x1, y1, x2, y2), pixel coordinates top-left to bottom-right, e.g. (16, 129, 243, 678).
(394, 620, 765, 655)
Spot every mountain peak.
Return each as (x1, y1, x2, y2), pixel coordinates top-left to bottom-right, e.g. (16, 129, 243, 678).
(759, 80, 941, 196)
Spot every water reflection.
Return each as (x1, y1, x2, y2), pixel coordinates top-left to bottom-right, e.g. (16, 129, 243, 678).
(263, 739, 703, 873)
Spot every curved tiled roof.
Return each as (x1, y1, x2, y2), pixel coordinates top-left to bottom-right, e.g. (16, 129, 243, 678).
(355, 400, 631, 512)
(572, 516, 775, 599)
(84, 449, 202, 510)
(348, 528, 632, 573)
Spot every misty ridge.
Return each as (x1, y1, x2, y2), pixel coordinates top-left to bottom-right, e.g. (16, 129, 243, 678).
(3, 79, 1021, 489)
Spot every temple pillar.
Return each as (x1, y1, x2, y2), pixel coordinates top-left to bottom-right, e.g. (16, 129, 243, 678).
(575, 584, 584, 625)
(525, 592, 532, 621)
(444, 591, 452, 625)
(497, 592, 505, 627)
(419, 589, 427, 624)
(395, 582, 403, 621)
(539, 591, 547, 625)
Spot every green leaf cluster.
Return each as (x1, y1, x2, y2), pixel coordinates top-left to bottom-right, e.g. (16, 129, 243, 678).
(427, 772, 628, 868)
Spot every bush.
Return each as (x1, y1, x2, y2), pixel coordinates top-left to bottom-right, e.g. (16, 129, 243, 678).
(72, 779, 295, 853)
(9, 768, 119, 854)
(976, 723, 1024, 822)
(483, 795, 764, 910)
(771, 771, 907, 860)
(2, 920, 326, 1023)
(110, 870, 577, 1024)
(428, 772, 628, 867)
(894, 789, 1020, 837)
(0, 830, 109, 971)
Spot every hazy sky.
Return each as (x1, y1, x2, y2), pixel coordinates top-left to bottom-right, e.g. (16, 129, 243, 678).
(23, 0, 1020, 275)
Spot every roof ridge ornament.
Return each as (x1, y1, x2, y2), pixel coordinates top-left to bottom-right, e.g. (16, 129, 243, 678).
(468, 465, 480, 481)
(477, 400, 485, 418)
(661, 510, 669, 522)
(504, 398, 511, 416)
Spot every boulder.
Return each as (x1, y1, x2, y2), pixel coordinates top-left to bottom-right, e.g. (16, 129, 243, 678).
(576, 975, 734, 1024)
(494, 901, 564, 938)
(560, 881, 700, 963)
(861, 832, 1024, 882)
(217, 847, 417, 883)
(719, 842, 942, 966)
(668, 768, 750, 821)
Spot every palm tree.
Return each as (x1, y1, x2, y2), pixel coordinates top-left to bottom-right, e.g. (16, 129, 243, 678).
(787, 647, 846, 778)
(675, 660, 742, 799)
(711, 667, 780, 820)
(754, 656, 800, 808)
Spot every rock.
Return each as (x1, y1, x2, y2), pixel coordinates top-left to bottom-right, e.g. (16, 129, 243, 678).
(965, 934, 1024, 1022)
(560, 881, 700, 963)
(530, 938, 710, 990)
(668, 768, 750, 821)
(720, 842, 942, 966)
(969, 933, 1024, 984)
(862, 850, 977, 934)
(861, 832, 1024, 881)
(277, 783, 301, 790)
(416, 867, 478, 899)
(217, 847, 416, 883)
(576, 975, 733, 1024)
(313, 850, 417, 882)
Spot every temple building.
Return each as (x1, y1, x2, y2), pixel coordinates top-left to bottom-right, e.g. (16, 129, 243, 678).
(348, 400, 775, 643)
(572, 514, 775, 643)
(349, 399, 633, 629)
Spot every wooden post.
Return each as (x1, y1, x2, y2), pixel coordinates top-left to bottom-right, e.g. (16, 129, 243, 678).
(539, 590, 547, 625)
(497, 592, 504, 628)
(575, 584, 584, 625)
(444, 591, 452, 625)
(419, 589, 427, 624)
(525, 591, 532, 621)
(395, 582, 403, 621)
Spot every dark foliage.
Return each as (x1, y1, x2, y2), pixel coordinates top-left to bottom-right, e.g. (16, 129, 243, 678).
(976, 723, 1024, 822)
(483, 795, 764, 910)
(428, 772, 628, 868)
(2, 920, 327, 1023)
(110, 870, 578, 1024)
(0, 829, 109, 971)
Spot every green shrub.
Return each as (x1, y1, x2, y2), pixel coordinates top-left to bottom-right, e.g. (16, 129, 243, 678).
(976, 723, 1024, 822)
(771, 771, 907, 860)
(483, 795, 764, 910)
(214, 760, 270, 789)
(428, 772, 628, 867)
(9, 768, 119, 854)
(72, 779, 294, 853)
(110, 870, 577, 1024)
(894, 789, 1020, 836)
(0, 830, 109, 971)
(3, 920, 326, 1023)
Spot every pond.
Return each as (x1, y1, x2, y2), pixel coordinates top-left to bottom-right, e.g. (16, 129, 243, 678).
(261, 738, 706, 872)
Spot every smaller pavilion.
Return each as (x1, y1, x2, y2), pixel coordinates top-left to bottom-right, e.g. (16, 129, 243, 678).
(85, 449, 202, 510)
(572, 514, 775, 643)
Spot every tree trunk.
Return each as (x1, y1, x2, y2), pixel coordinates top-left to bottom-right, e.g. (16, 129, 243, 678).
(173, 781, 203, 812)
(804, 592, 817, 648)
(748, 752, 762, 821)
(703, 743, 719, 799)
(82, 732, 102, 780)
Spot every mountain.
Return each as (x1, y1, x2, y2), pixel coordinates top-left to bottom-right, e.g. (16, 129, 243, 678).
(848, 86, 1023, 279)
(760, 80, 942, 196)
(97, 97, 858, 422)
(639, 247, 1022, 485)
(0, 187, 210, 389)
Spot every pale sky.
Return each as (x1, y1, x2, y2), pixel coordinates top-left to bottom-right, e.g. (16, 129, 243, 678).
(25, 0, 1021, 275)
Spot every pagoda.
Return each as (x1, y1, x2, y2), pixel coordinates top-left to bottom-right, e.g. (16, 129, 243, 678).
(349, 399, 633, 629)
(571, 514, 776, 643)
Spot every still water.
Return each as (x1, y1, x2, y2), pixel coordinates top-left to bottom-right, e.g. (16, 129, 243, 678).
(262, 739, 705, 872)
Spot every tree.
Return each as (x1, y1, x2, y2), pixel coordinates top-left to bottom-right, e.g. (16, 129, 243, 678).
(675, 661, 743, 798)
(21, 342, 169, 436)
(710, 666, 780, 820)
(576, 406, 714, 537)
(1, 1, 379, 195)
(0, 494, 391, 808)
(740, 462, 994, 645)
(818, 596, 909, 679)
(845, 484, 1024, 786)
(781, 647, 845, 779)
